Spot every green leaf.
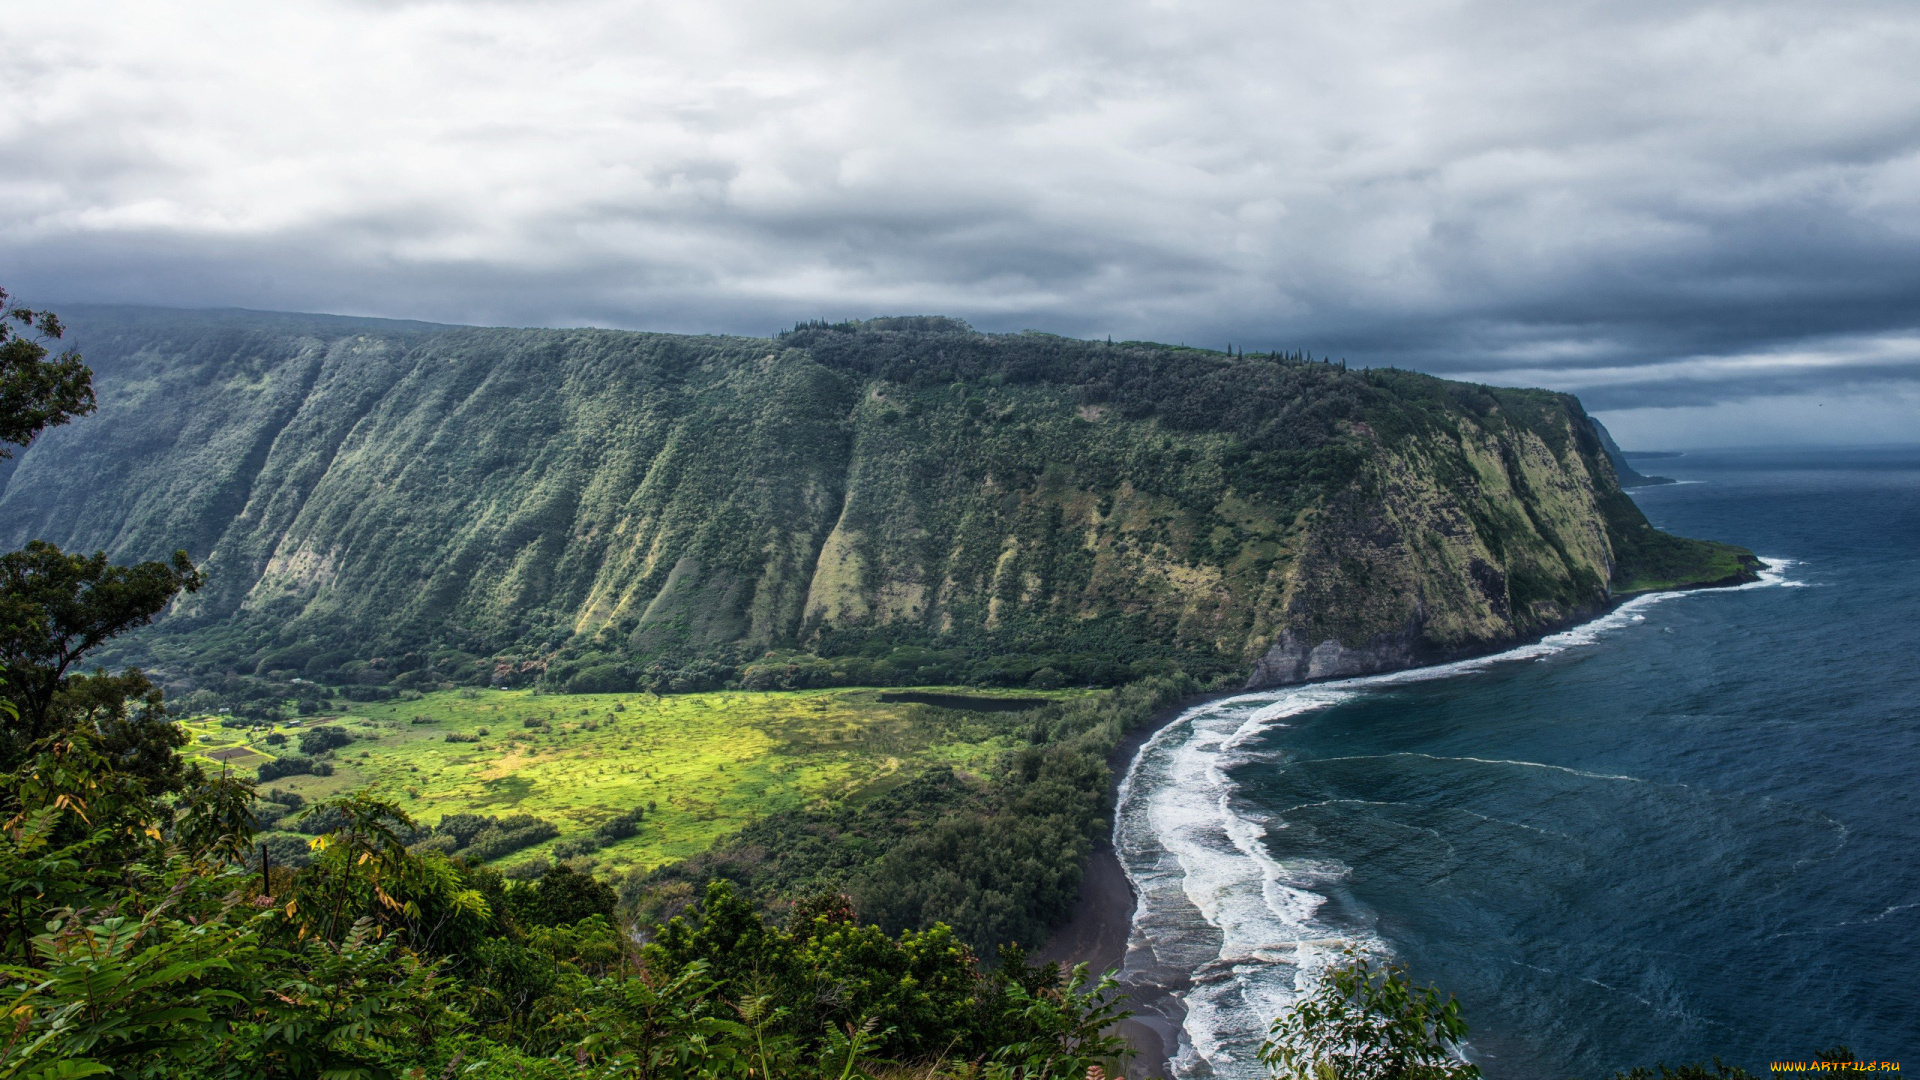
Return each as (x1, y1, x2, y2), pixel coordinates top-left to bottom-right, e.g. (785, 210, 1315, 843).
(18, 1061, 114, 1080)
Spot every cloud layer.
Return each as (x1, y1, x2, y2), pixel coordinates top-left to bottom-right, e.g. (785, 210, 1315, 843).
(5, 0, 1920, 445)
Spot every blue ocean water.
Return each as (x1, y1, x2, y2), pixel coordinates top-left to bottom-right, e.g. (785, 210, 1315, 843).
(1116, 447, 1920, 1078)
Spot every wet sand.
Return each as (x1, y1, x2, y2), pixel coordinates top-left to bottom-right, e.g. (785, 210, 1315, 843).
(1036, 693, 1219, 1080)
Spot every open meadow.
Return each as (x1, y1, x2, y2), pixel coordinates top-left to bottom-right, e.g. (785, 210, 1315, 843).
(181, 686, 1073, 873)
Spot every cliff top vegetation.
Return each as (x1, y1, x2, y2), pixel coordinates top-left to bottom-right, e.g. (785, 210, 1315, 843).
(3, 307, 1751, 715)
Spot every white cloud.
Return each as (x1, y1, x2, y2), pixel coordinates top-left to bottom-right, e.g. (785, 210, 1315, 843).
(1452, 332, 1920, 402)
(1598, 385, 1920, 449)
(3, 0, 1920, 442)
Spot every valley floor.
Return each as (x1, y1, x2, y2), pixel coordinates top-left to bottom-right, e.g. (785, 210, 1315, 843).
(183, 685, 1082, 873)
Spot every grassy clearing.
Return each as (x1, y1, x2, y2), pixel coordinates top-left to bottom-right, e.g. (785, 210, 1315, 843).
(182, 686, 1075, 873)
(1614, 537, 1759, 594)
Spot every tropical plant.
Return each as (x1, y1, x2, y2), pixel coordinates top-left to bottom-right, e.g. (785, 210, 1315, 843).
(1259, 949, 1479, 1080)
(983, 964, 1132, 1080)
(284, 793, 492, 954)
(574, 960, 759, 1078)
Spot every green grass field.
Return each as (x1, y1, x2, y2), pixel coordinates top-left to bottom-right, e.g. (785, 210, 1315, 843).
(183, 687, 1074, 872)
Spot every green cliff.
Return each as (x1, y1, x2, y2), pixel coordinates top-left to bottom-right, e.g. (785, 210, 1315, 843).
(0, 307, 1754, 692)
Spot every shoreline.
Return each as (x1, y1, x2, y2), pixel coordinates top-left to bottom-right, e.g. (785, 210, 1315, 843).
(1033, 690, 1218, 1079)
(1034, 571, 1766, 1079)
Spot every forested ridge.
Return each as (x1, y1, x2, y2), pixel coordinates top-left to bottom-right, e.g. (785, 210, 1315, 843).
(1, 307, 1750, 708)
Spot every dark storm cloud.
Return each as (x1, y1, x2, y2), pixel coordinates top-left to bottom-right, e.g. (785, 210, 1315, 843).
(3, 0, 1919, 445)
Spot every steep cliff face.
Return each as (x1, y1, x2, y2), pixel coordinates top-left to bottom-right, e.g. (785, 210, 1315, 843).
(0, 308, 1752, 689)
(1249, 408, 1627, 685)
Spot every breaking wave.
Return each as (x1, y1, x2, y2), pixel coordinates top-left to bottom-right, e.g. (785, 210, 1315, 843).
(1112, 560, 1798, 1077)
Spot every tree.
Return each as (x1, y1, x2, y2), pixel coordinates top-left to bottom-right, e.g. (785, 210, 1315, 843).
(1260, 949, 1480, 1080)
(297, 723, 353, 756)
(522, 862, 620, 927)
(0, 292, 206, 774)
(0, 541, 204, 771)
(0, 287, 95, 454)
(55, 667, 190, 795)
(287, 792, 493, 952)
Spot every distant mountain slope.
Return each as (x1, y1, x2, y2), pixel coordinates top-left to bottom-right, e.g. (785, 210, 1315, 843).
(1, 307, 1753, 692)
(1590, 416, 1676, 487)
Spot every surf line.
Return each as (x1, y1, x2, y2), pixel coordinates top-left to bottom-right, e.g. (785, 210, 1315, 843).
(1110, 557, 1798, 1078)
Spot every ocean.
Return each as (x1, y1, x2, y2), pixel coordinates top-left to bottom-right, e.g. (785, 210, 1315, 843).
(1114, 447, 1920, 1078)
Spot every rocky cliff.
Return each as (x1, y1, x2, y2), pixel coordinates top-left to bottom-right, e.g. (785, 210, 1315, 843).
(0, 307, 1754, 692)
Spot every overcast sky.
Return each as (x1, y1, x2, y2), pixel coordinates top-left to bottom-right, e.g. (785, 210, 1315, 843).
(4, 0, 1919, 447)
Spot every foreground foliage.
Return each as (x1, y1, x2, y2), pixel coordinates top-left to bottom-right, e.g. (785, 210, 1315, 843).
(0, 734, 1137, 1078)
(1260, 950, 1479, 1080)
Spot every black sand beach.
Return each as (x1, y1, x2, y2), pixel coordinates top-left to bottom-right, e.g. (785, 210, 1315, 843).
(1037, 693, 1222, 1080)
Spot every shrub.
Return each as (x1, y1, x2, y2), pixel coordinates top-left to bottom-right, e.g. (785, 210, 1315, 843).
(237, 702, 285, 723)
(593, 805, 646, 844)
(425, 812, 560, 863)
(303, 650, 352, 681)
(254, 643, 320, 676)
(445, 732, 480, 743)
(504, 857, 550, 880)
(265, 787, 307, 811)
(466, 820, 561, 862)
(252, 830, 316, 870)
(295, 804, 351, 835)
(411, 833, 461, 855)
(435, 813, 495, 848)
(298, 725, 353, 756)
(567, 663, 635, 694)
(251, 800, 296, 829)
(258, 755, 333, 782)
(182, 688, 221, 714)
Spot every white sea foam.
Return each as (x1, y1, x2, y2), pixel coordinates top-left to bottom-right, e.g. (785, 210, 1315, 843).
(1115, 690, 1367, 1075)
(1745, 556, 1807, 588)
(1308, 753, 1647, 783)
(1113, 558, 1798, 1078)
